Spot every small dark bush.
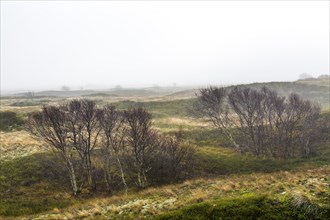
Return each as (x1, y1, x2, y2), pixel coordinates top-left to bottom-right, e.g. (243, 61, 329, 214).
(0, 111, 24, 131)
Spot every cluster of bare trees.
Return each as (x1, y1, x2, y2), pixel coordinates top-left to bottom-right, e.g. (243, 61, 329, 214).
(193, 86, 321, 159)
(27, 99, 195, 195)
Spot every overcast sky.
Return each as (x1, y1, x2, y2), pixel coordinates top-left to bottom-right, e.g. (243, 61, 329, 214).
(1, 1, 329, 92)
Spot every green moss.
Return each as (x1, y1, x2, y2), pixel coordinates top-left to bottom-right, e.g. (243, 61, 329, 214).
(155, 195, 330, 220)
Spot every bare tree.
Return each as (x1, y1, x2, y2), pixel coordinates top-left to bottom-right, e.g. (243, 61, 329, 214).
(195, 85, 321, 159)
(27, 105, 79, 195)
(259, 87, 285, 157)
(192, 86, 240, 151)
(160, 130, 196, 182)
(72, 99, 101, 190)
(298, 105, 321, 157)
(124, 108, 157, 188)
(228, 87, 266, 156)
(278, 94, 321, 158)
(228, 87, 321, 158)
(98, 105, 128, 193)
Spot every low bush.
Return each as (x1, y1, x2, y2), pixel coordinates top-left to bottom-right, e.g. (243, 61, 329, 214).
(0, 111, 24, 131)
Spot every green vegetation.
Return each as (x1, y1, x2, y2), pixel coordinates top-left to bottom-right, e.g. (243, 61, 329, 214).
(0, 153, 73, 216)
(0, 111, 24, 131)
(156, 194, 330, 220)
(0, 136, 328, 217)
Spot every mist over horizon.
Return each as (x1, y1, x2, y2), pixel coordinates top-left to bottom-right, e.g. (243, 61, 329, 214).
(1, 1, 329, 93)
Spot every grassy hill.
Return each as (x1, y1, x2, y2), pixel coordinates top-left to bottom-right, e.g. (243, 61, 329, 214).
(0, 80, 329, 219)
(6, 87, 183, 98)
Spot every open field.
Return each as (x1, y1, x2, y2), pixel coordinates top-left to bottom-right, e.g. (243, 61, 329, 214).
(0, 80, 329, 219)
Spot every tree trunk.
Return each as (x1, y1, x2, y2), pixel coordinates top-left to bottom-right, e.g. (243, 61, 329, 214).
(86, 157, 95, 190)
(104, 154, 112, 194)
(66, 159, 78, 196)
(137, 164, 146, 188)
(116, 156, 128, 193)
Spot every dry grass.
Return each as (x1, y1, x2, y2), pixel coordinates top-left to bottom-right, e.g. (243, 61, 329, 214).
(0, 131, 48, 161)
(155, 117, 208, 132)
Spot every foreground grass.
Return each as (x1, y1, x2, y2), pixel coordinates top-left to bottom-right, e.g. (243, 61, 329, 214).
(1, 136, 329, 218)
(26, 165, 330, 219)
(0, 96, 329, 219)
(156, 194, 330, 220)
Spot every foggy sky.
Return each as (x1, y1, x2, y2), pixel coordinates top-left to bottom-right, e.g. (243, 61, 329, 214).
(1, 1, 329, 92)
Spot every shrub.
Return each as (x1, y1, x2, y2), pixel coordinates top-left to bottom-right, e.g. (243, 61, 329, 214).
(0, 111, 24, 131)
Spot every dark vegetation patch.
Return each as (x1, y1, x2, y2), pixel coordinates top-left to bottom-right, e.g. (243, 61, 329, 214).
(0, 111, 24, 131)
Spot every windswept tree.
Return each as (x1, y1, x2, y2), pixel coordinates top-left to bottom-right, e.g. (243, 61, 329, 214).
(27, 99, 103, 194)
(27, 105, 79, 195)
(278, 93, 321, 158)
(67, 99, 101, 190)
(160, 130, 196, 182)
(297, 103, 321, 157)
(192, 86, 240, 151)
(98, 105, 128, 193)
(194, 86, 321, 158)
(124, 107, 157, 188)
(81, 100, 102, 190)
(228, 87, 266, 156)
